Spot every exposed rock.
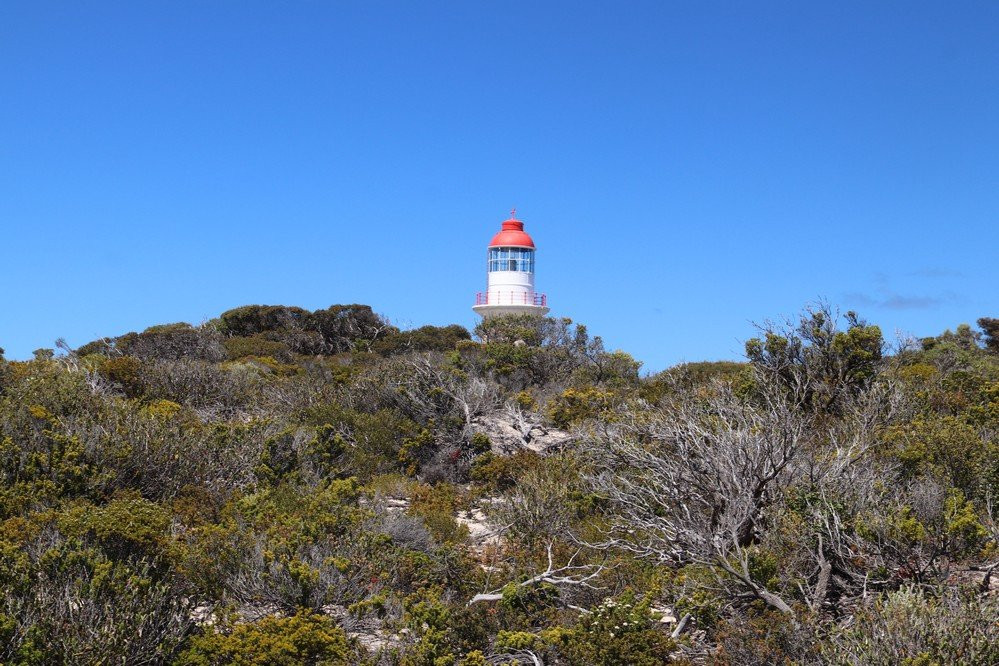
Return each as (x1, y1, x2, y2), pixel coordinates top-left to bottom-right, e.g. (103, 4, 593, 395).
(383, 497, 410, 512)
(190, 603, 217, 626)
(651, 605, 678, 624)
(236, 602, 282, 623)
(456, 507, 503, 549)
(350, 627, 402, 655)
(949, 568, 999, 594)
(470, 408, 573, 455)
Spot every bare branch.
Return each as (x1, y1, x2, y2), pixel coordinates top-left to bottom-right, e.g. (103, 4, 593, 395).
(468, 542, 606, 607)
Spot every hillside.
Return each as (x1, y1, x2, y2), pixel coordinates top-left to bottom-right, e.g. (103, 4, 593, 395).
(1, 304, 997, 665)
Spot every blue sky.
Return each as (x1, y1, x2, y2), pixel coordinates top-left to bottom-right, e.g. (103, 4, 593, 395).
(1, 2, 997, 371)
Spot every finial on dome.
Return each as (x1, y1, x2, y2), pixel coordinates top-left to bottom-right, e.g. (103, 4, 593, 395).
(510, 207, 517, 219)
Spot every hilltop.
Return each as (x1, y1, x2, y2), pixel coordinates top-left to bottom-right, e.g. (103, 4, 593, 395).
(1, 304, 997, 665)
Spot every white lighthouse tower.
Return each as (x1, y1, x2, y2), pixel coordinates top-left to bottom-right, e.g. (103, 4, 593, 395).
(473, 210, 549, 318)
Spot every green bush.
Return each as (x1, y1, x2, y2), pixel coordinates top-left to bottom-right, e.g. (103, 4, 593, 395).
(175, 611, 357, 666)
(821, 587, 999, 666)
(223, 335, 293, 362)
(372, 325, 471, 356)
(552, 594, 676, 666)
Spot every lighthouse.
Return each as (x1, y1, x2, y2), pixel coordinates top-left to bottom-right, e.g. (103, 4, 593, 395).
(473, 210, 549, 318)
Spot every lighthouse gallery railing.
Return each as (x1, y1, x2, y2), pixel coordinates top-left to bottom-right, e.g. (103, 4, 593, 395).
(475, 292, 547, 307)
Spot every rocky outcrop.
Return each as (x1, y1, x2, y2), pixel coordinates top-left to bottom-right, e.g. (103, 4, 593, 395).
(456, 505, 504, 553)
(469, 407, 573, 455)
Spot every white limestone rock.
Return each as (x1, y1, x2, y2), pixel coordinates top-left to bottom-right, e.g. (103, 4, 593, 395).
(470, 408, 573, 455)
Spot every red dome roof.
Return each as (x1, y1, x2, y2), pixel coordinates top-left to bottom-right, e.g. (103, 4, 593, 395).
(489, 214, 535, 248)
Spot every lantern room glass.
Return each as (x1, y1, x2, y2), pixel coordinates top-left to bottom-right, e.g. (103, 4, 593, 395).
(488, 247, 535, 273)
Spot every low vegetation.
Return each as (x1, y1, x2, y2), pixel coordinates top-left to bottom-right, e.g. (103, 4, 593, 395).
(1, 304, 997, 664)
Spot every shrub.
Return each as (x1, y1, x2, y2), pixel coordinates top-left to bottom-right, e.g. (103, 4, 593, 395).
(175, 610, 357, 666)
(372, 324, 471, 356)
(553, 594, 676, 666)
(821, 586, 999, 666)
(116, 323, 227, 362)
(223, 335, 294, 362)
(217, 305, 312, 338)
(546, 387, 614, 429)
(408, 482, 469, 546)
(98, 355, 145, 397)
(0, 534, 193, 665)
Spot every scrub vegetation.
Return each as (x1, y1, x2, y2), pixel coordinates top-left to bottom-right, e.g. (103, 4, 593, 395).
(1, 304, 997, 664)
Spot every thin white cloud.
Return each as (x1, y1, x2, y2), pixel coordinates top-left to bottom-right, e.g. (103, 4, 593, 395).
(844, 288, 957, 311)
(908, 267, 964, 279)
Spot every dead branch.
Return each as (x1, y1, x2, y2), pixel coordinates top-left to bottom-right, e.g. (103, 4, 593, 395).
(468, 542, 605, 606)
